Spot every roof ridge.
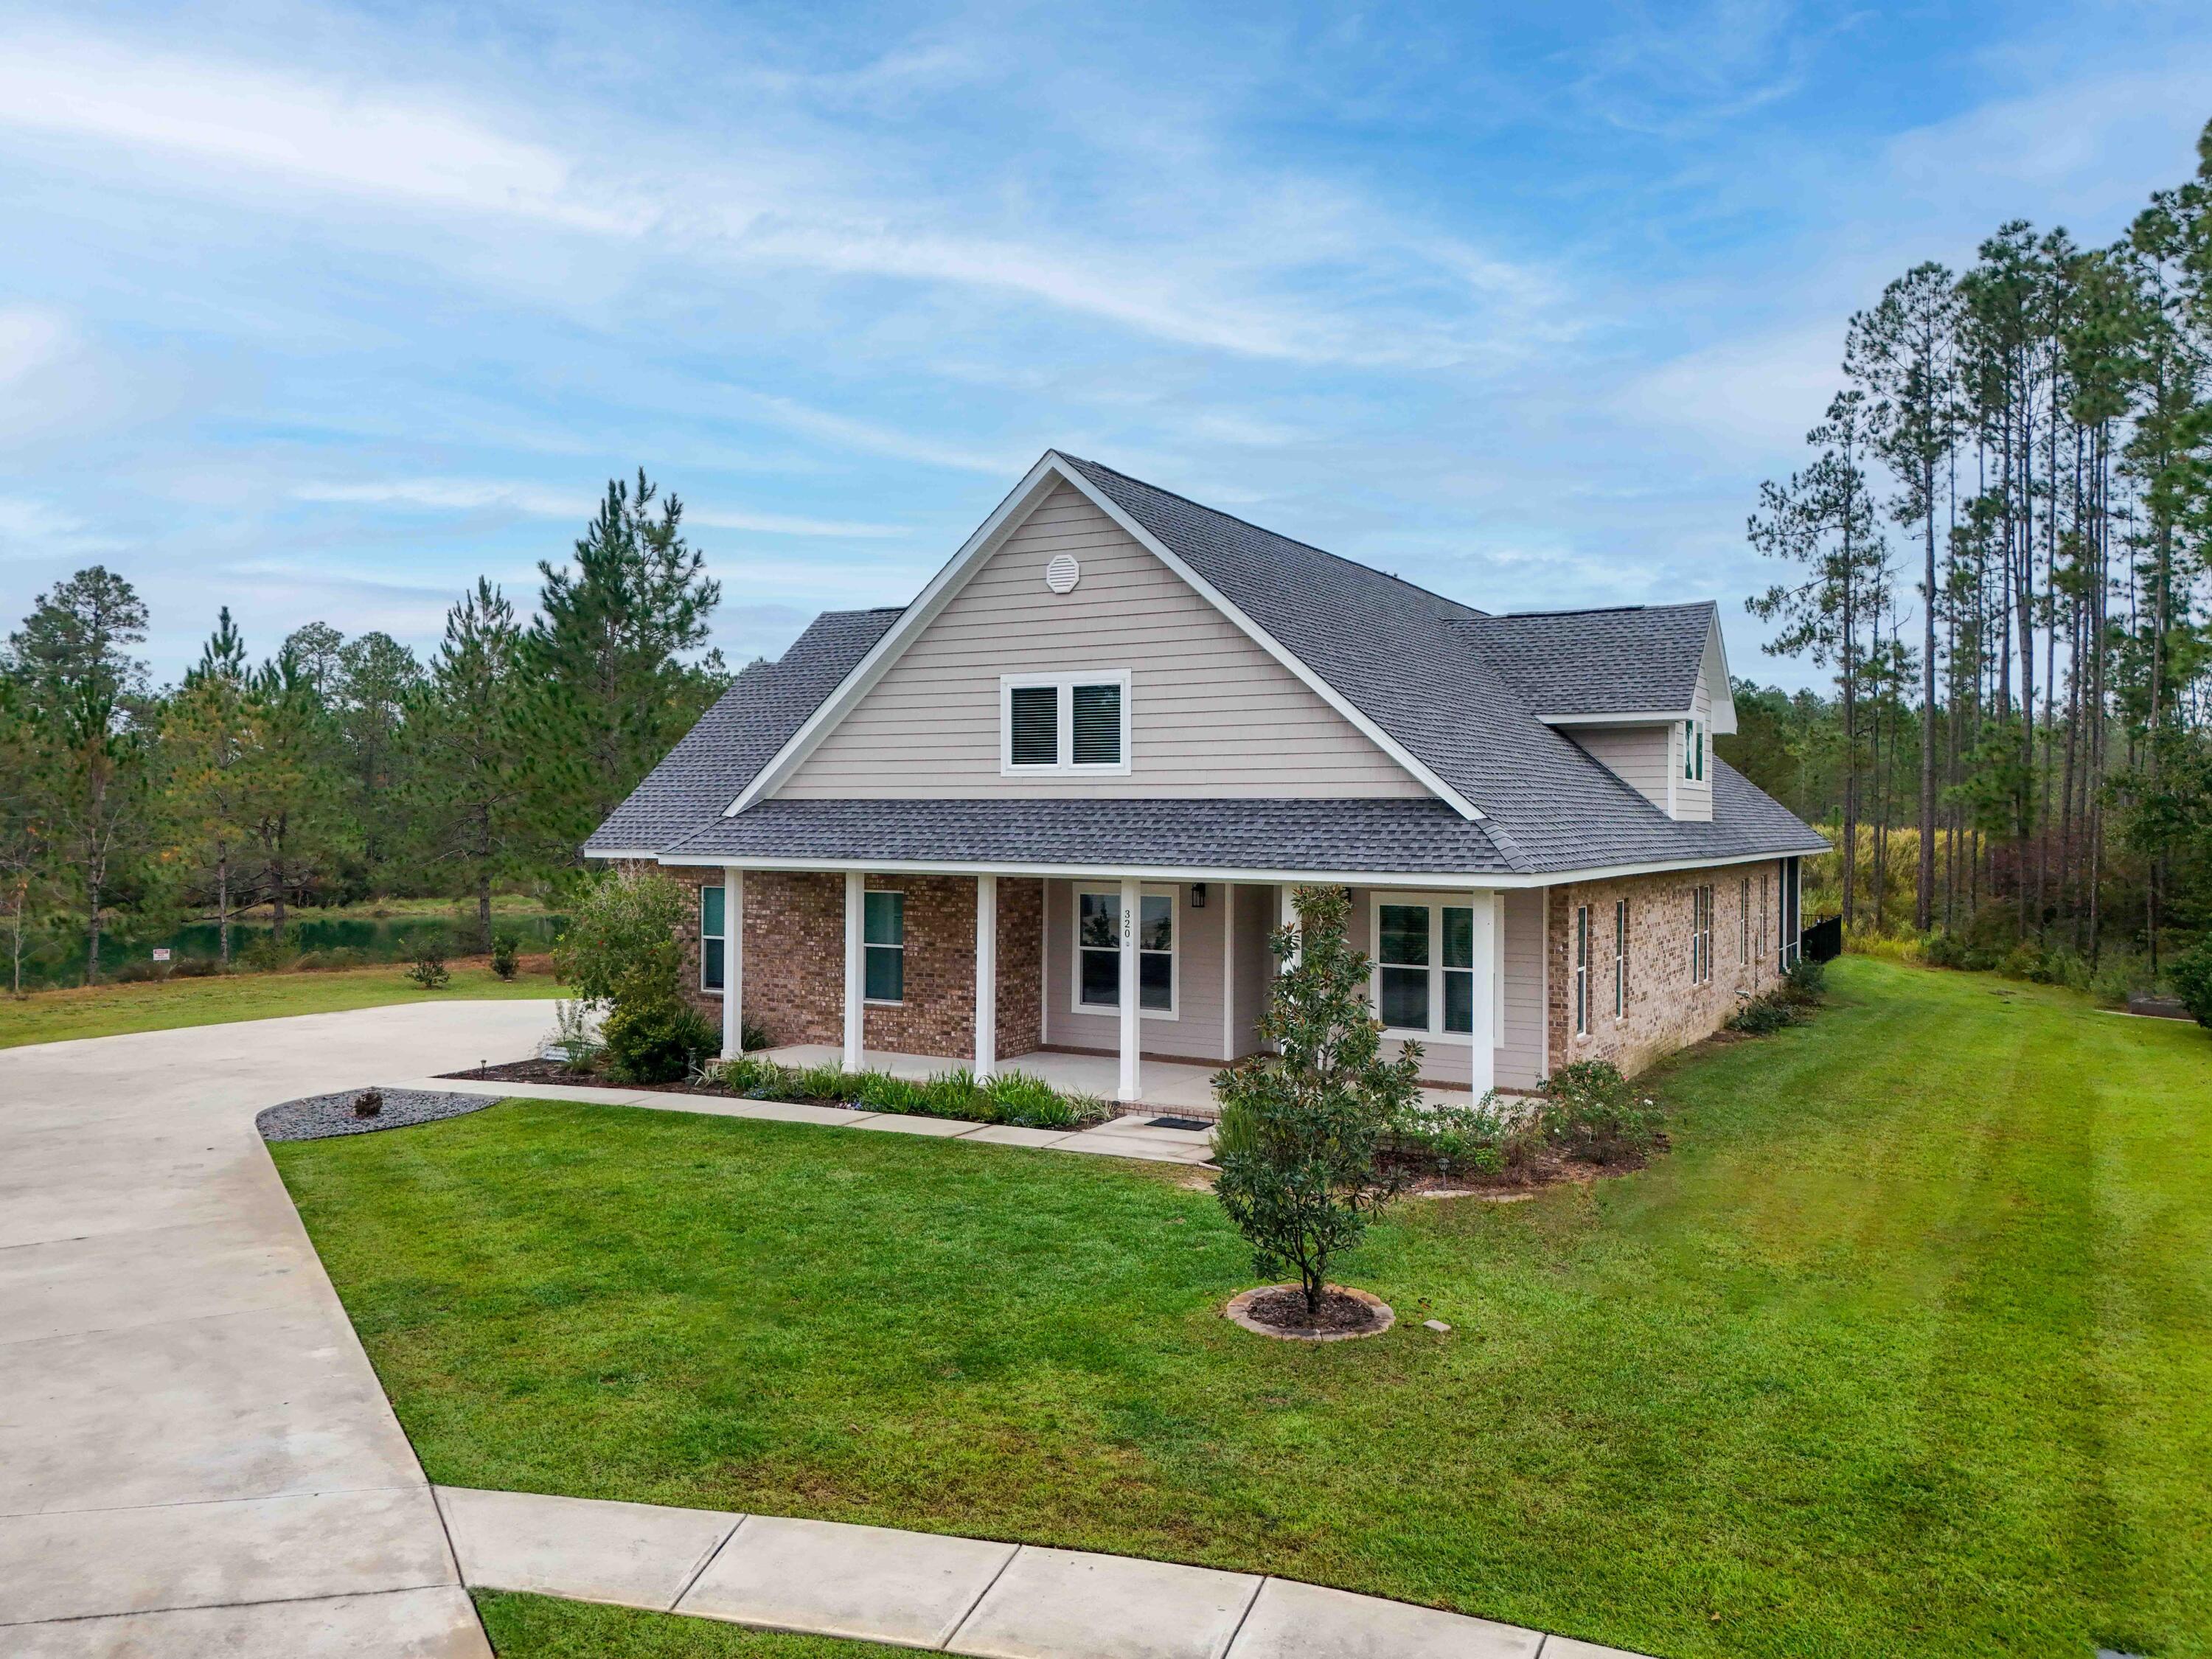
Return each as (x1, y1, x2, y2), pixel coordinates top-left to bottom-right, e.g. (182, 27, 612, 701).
(1057, 452, 1485, 620)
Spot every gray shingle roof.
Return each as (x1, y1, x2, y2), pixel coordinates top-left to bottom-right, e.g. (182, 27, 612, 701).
(1462, 603, 1714, 716)
(588, 454, 1826, 876)
(582, 607, 901, 856)
(655, 764, 1821, 873)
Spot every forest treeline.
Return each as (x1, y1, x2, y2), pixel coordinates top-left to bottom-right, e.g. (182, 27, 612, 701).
(1719, 119, 2212, 972)
(0, 473, 728, 990)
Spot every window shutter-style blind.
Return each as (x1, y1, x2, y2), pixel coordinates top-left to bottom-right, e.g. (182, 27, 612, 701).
(1010, 685, 1059, 765)
(1071, 682, 1121, 765)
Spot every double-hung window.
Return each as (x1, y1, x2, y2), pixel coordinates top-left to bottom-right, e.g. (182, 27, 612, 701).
(1002, 671, 1130, 775)
(1374, 897, 1478, 1039)
(1075, 888, 1173, 1013)
(1573, 904, 1591, 1037)
(1739, 877, 1750, 964)
(1682, 718, 1705, 782)
(1613, 899, 1629, 1019)
(863, 890, 904, 1004)
(1689, 884, 1714, 985)
(700, 885, 726, 992)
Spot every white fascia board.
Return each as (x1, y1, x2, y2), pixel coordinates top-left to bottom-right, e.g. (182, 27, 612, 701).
(1704, 615, 1738, 735)
(1538, 710, 1687, 728)
(651, 844, 1823, 888)
(1047, 455, 1486, 822)
(582, 847, 659, 861)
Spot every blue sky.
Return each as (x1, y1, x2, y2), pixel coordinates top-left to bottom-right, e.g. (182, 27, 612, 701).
(3, 1, 2208, 689)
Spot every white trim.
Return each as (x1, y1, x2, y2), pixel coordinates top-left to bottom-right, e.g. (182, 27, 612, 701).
(842, 870, 864, 1068)
(649, 846, 1822, 888)
(1469, 890, 1497, 1097)
(1117, 876, 1141, 1103)
(1571, 902, 1590, 1040)
(998, 669, 1133, 776)
(1220, 882, 1236, 1063)
(726, 452, 1483, 821)
(1612, 895, 1627, 1022)
(1538, 710, 1688, 727)
(975, 873, 997, 1079)
(1703, 613, 1738, 736)
(1071, 882, 1178, 1020)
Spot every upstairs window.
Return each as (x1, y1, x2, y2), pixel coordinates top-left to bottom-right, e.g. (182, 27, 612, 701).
(1002, 672, 1130, 775)
(1682, 718, 1706, 782)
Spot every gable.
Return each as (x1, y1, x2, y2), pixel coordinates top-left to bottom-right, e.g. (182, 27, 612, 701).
(773, 482, 1430, 801)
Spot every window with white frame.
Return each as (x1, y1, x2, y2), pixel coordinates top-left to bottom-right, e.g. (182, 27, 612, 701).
(1573, 904, 1591, 1037)
(863, 890, 904, 1003)
(1373, 897, 1479, 1038)
(1075, 888, 1173, 1012)
(700, 885, 726, 992)
(1689, 884, 1714, 984)
(1001, 671, 1130, 774)
(1682, 717, 1706, 782)
(1613, 898, 1628, 1019)
(1739, 876, 1750, 964)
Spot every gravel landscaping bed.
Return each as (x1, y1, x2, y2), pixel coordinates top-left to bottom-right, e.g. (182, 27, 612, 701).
(257, 1087, 500, 1143)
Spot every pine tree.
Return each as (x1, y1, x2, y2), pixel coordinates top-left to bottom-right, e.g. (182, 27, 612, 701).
(161, 608, 257, 966)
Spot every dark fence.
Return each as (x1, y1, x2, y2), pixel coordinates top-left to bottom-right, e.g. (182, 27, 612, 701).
(1801, 915, 1843, 964)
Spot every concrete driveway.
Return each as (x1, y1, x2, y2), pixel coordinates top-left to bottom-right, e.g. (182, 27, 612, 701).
(0, 1001, 557, 1658)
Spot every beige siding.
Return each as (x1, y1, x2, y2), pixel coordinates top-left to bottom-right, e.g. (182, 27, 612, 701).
(777, 482, 1427, 799)
(1573, 725, 1671, 812)
(1498, 887, 1545, 1090)
(1229, 883, 1275, 1060)
(1041, 879, 1227, 1062)
(1678, 675, 1714, 822)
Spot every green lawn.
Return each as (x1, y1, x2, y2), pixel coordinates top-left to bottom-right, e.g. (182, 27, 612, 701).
(0, 963, 561, 1048)
(274, 960, 2212, 1659)
(474, 1593, 902, 1658)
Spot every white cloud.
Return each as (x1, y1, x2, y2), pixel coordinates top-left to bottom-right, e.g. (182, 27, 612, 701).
(0, 305, 76, 387)
(1617, 324, 1842, 459)
(726, 394, 1031, 476)
(291, 477, 908, 538)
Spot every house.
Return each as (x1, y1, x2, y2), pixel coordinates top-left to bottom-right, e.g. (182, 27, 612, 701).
(587, 451, 1827, 1108)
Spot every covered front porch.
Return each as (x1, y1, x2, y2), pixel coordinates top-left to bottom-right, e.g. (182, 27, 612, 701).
(692, 865, 1551, 1110)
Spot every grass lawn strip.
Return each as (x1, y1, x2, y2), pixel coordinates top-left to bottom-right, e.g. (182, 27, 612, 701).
(0, 963, 561, 1048)
(473, 1591, 907, 1658)
(274, 960, 2212, 1659)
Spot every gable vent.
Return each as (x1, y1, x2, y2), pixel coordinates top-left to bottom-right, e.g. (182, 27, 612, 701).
(1044, 554, 1081, 594)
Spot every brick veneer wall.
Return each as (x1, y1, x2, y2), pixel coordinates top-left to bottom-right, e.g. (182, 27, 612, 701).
(740, 872, 846, 1047)
(1543, 861, 1786, 1078)
(995, 877, 1045, 1060)
(860, 875, 976, 1057)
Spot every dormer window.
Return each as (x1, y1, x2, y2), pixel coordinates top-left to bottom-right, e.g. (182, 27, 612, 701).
(1682, 718, 1705, 782)
(1001, 672, 1131, 775)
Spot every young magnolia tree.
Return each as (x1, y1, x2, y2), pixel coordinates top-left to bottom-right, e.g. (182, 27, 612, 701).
(1212, 884, 1422, 1318)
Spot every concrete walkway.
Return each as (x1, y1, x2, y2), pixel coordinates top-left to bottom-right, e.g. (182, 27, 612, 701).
(435, 1486, 1648, 1659)
(386, 1072, 1224, 1166)
(0, 1001, 555, 1658)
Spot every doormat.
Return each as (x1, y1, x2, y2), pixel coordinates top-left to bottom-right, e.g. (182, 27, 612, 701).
(1146, 1116, 1214, 1132)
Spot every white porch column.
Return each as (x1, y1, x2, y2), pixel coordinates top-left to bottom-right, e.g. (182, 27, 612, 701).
(1117, 875, 1141, 1103)
(1468, 889, 1498, 1098)
(720, 866, 745, 1060)
(843, 869, 865, 1071)
(974, 874, 998, 1080)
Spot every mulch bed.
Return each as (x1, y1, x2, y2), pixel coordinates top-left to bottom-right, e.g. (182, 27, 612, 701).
(1223, 1283, 1394, 1342)
(257, 1088, 498, 1143)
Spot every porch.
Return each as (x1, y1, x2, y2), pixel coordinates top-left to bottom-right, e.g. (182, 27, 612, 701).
(693, 867, 1551, 1108)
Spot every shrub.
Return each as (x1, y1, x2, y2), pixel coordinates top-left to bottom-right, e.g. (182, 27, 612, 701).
(1779, 954, 1826, 1006)
(1539, 1059, 1661, 1165)
(1212, 884, 1419, 1318)
(2090, 953, 2146, 1010)
(1389, 1091, 1518, 1180)
(404, 935, 451, 990)
(983, 1069, 1110, 1129)
(855, 1070, 930, 1113)
(170, 955, 223, 978)
(109, 957, 173, 983)
(1920, 928, 1971, 970)
(2173, 936, 2212, 1029)
(553, 870, 689, 1012)
(240, 932, 296, 973)
(490, 933, 520, 981)
(918, 1068, 994, 1120)
(741, 1017, 772, 1053)
(1727, 993, 1799, 1034)
(602, 998, 717, 1084)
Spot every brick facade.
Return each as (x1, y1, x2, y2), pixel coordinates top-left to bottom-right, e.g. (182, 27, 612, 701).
(994, 877, 1046, 1060)
(1543, 860, 1786, 1077)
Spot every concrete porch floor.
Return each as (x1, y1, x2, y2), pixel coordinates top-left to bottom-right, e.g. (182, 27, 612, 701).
(758, 1044, 1475, 1113)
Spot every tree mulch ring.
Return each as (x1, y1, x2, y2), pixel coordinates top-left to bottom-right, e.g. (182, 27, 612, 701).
(257, 1088, 498, 1143)
(1224, 1284, 1394, 1342)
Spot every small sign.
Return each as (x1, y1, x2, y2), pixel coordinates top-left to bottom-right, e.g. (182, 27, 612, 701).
(151, 947, 172, 962)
